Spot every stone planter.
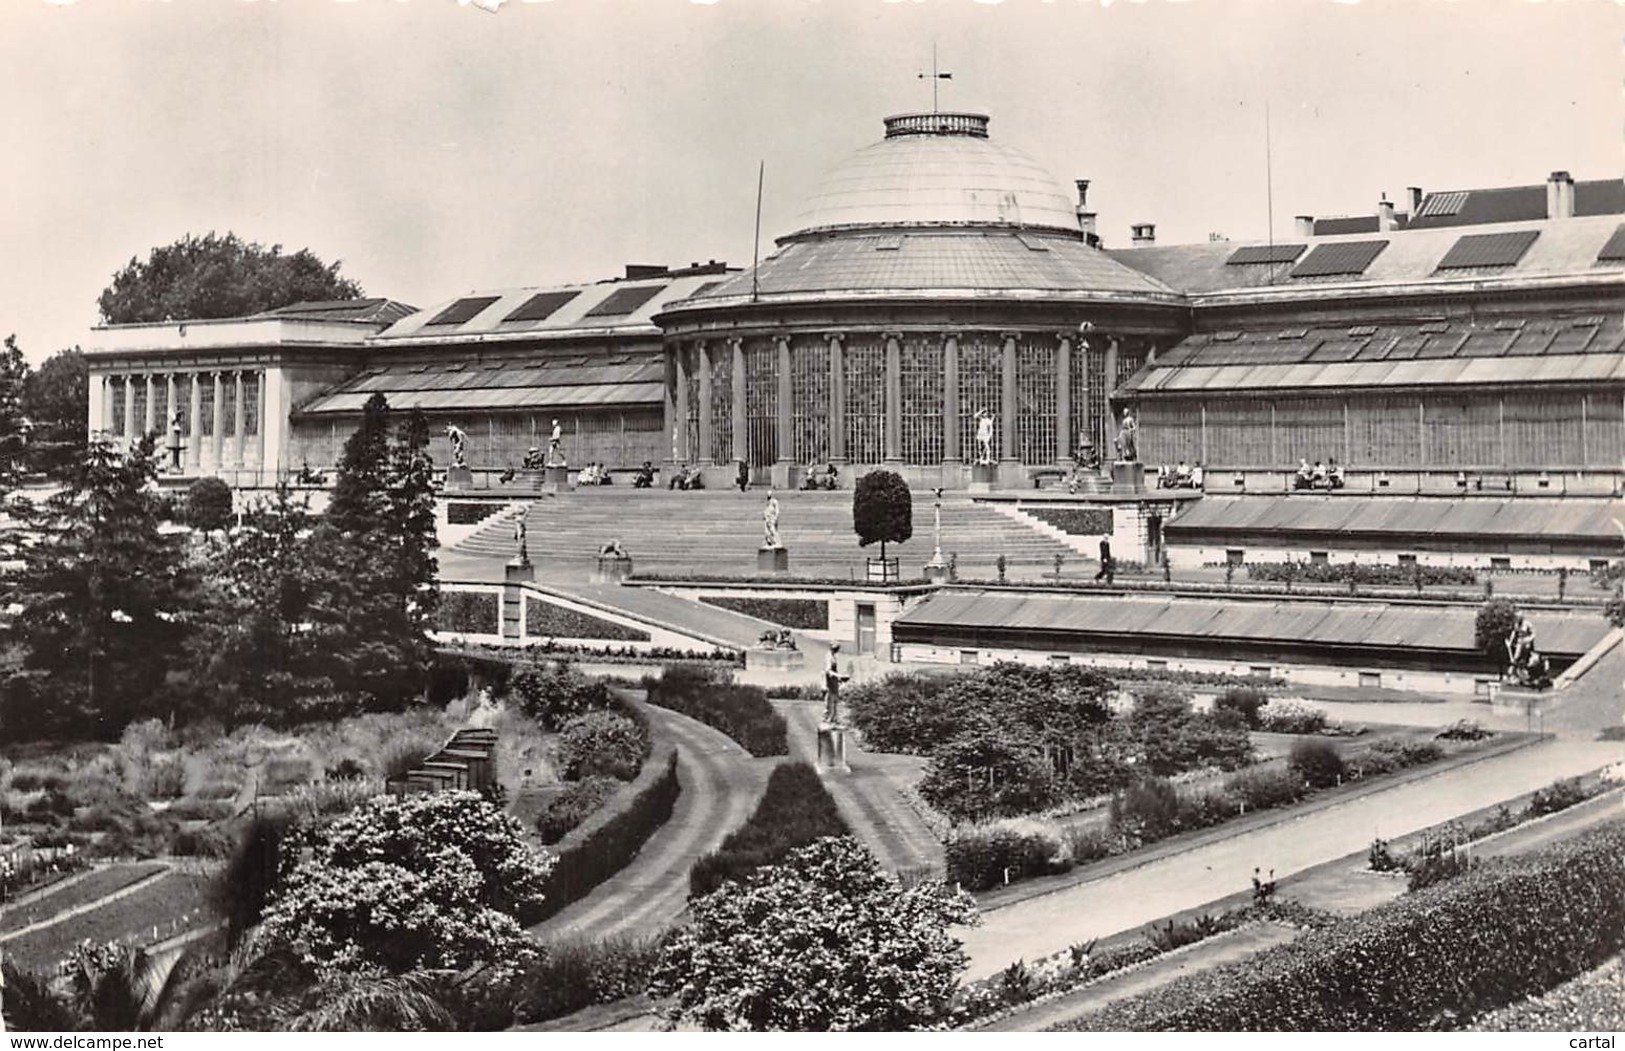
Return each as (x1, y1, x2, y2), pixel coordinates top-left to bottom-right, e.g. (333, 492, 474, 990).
(866, 557, 900, 583)
(746, 647, 806, 673)
(592, 555, 633, 583)
(446, 465, 473, 489)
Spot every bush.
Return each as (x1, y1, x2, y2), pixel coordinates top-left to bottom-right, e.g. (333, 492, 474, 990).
(1525, 776, 1587, 817)
(164, 796, 236, 821)
(1436, 719, 1493, 741)
(917, 726, 1060, 823)
(1226, 767, 1307, 811)
(534, 748, 679, 922)
(844, 672, 960, 755)
(1130, 685, 1252, 775)
(525, 598, 650, 642)
(690, 761, 850, 898)
(645, 665, 787, 758)
(699, 595, 829, 630)
(184, 476, 234, 533)
(947, 820, 1073, 891)
(509, 934, 664, 1026)
(1256, 700, 1328, 735)
(1288, 738, 1346, 789)
(170, 822, 239, 858)
(1061, 822, 1625, 1032)
(434, 591, 500, 635)
(536, 775, 624, 844)
(1407, 849, 1479, 892)
(1214, 686, 1268, 728)
(556, 711, 648, 782)
(1475, 597, 1520, 662)
(1110, 777, 1185, 843)
(509, 660, 614, 732)
(1246, 561, 1476, 587)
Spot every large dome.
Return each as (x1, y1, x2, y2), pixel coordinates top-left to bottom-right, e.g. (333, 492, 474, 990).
(786, 112, 1081, 241)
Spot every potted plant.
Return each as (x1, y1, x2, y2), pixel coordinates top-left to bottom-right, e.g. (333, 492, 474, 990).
(853, 469, 911, 583)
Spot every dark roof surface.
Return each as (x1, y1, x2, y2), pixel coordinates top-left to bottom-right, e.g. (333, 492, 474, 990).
(1166, 496, 1625, 544)
(375, 273, 727, 342)
(297, 355, 663, 416)
(259, 299, 418, 325)
(1408, 179, 1625, 230)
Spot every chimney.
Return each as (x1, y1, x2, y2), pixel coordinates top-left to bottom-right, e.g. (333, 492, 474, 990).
(1407, 186, 1424, 215)
(1078, 211, 1098, 239)
(1547, 170, 1575, 219)
(1294, 215, 1315, 238)
(1377, 196, 1398, 232)
(1075, 179, 1091, 208)
(1131, 222, 1156, 246)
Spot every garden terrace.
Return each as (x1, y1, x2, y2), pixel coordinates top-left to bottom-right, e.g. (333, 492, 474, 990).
(892, 590, 1607, 677)
(453, 489, 1075, 579)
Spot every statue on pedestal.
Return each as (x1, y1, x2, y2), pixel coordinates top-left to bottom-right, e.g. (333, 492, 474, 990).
(762, 490, 782, 549)
(974, 409, 995, 465)
(513, 516, 529, 565)
(445, 424, 468, 468)
(929, 486, 945, 565)
(167, 409, 185, 472)
(547, 418, 564, 466)
(1114, 407, 1138, 463)
(823, 643, 851, 724)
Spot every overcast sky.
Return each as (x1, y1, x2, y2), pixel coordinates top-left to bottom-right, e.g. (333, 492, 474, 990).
(2, 0, 1619, 362)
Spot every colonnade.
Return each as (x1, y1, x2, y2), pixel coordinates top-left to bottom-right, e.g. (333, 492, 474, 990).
(94, 368, 266, 474)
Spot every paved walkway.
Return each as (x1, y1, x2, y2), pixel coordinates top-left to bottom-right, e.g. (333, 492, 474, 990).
(956, 735, 1623, 982)
(527, 703, 776, 944)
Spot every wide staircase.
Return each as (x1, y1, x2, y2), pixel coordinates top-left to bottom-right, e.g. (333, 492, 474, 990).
(454, 489, 1080, 579)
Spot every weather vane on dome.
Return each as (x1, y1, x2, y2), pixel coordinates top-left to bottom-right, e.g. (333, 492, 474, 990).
(918, 43, 952, 113)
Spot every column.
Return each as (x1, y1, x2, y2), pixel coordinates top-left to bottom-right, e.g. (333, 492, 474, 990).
(1056, 334, 1073, 463)
(695, 342, 713, 465)
(827, 333, 846, 462)
(165, 374, 177, 433)
(87, 374, 106, 437)
(122, 376, 136, 444)
(942, 333, 961, 462)
(232, 370, 246, 469)
(1103, 338, 1120, 445)
(669, 346, 686, 464)
(211, 371, 225, 470)
(775, 335, 793, 464)
(729, 337, 747, 466)
(260, 366, 284, 481)
(143, 374, 157, 436)
(883, 333, 902, 463)
(999, 333, 1018, 461)
(187, 372, 203, 470)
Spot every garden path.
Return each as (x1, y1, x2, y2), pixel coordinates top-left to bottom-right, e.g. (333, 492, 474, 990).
(526, 702, 775, 945)
(774, 698, 944, 879)
(954, 735, 1623, 982)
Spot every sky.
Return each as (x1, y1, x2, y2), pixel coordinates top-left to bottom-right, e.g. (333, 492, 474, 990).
(1, 0, 1620, 362)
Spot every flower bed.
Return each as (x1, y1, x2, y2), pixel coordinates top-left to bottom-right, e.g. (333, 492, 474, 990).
(689, 761, 850, 898)
(699, 595, 829, 630)
(1246, 561, 1476, 587)
(4, 868, 216, 974)
(525, 598, 651, 642)
(0, 862, 167, 935)
(1053, 821, 1625, 1031)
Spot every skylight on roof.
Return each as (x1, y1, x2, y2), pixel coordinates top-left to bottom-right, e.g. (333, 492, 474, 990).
(1418, 190, 1468, 218)
(584, 284, 666, 318)
(426, 296, 500, 326)
(1596, 224, 1625, 263)
(1290, 240, 1388, 278)
(503, 290, 580, 323)
(1015, 233, 1051, 253)
(1226, 244, 1305, 265)
(1436, 230, 1539, 270)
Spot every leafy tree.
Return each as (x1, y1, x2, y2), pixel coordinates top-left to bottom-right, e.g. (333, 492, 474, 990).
(1127, 684, 1251, 776)
(259, 791, 554, 976)
(852, 469, 912, 561)
(917, 722, 1060, 822)
(98, 232, 361, 324)
(651, 836, 977, 1031)
(184, 476, 235, 535)
(1475, 597, 1520, 669)
(557, 710, 647, 781)
(0, 335, 28, 495)
(21, 346, 88, 476)
(1, 434, 193, 738)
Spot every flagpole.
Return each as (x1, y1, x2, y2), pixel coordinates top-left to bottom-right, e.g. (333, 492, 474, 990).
(751, 161, 764, 304)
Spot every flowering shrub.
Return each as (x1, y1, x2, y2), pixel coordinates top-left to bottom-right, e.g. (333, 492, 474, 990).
(651, 836, 978, 1031)
(259, 791, 554, 976)
(507, 659, 614, 732)
(1255, 699, 1328, 734)
(556, 710, 648, 781)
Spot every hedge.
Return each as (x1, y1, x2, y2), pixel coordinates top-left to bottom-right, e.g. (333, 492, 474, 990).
(447, 501, 502, 525)
(1055, 821, 1625, 1031)
(536, 775, 625, 844)
(434, 591, 500, 635)
(1246, 561, 1477, 587)
(529, 745, 680, 924)
(689, 761, 850, 898)
(947, 822, 1071, 892)
(525, 598, 651, 642)
(644, 665, 788, 757)
(699, 594, 830, 630)
(1024, 507, 1114, 536)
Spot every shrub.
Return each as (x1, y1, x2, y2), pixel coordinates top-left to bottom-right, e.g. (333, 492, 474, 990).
(525, 598, 650, 642)
(917, 726, 1060, 823)
(1288, 738, 1346, 789)
(509, 934, 664, 1026)
(170, 822, 239, 858)
(947, 820, 1072, 891)
(1525, 776, 1587, 817)
(184, 476, 235, 533)
(164, 796, 236, 821)
(844, 672, 961, 755)
(1056, 822, 1625, 1032)
(535, 748, 679, 922)
(509, 660, 614, 732)
(1226, 767, 1307, 811)
(194, 779, 241, 801)
(1246, 561, 1476, 587)
(699, 595, 829, 630)
(1130, 685, 1252, 775)
(690, 762, 850, 897)
(853, 469, 913, 561)
(1256, 699, 1328, 734)
(536, 775, 624, 844)
(434, 591, 500, 635)
(1475, 597, 1520, 664)
(1436, 719, 1493, 741)
(1363, 736, 1443, 770)
(556, 711, 647, 782)
(645, 666, 787, 758)
(1407, 849, 1479, 892)
(1110, 777, 1184, 843)
(1214, 686, 1268, 728)
(1368, 836, 1403, 872)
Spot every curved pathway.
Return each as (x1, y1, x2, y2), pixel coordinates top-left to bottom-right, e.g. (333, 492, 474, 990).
(527, 702, 776, 944)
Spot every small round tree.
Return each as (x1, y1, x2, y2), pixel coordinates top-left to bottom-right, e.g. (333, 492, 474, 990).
(1475, 597, 1520, 672)
(853, 469, 912, 567)
(184, 476, 234, 534)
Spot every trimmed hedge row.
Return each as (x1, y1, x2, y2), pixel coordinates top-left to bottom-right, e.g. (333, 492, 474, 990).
(1246, 560, 1477, 587)
(699, 594, 830, 630)
(1024, 506, 1114, 536)
(1055, 821, 1625, 1031)
(689, 761, 850, 898)
(525, 598, 651, 642)
(447, 501, 502, 525)
(644, 665, 788, 757)
(434, 591, 500, 635)
(528, 745, 680, 924)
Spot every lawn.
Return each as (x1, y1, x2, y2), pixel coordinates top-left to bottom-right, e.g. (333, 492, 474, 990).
(0, 862, 167, 936)
(3, 868, 217, 974)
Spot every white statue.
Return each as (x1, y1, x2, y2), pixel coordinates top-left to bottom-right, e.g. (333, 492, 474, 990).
(974, 409, 995, 465)
(762, 490, 782, 549)
(445, 424, 468, 468)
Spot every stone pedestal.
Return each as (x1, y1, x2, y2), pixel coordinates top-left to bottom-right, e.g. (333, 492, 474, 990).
(816, 723, 850, 773)
(1111, 460, 1146, 493)
(968, 461, 998, 493)
(746, 647, 807, 673)
(592, 555, 633, 584)
(542, 465, 571, 494)
(924, 560, 950, 584)
(504, 559, 534, 584)
(446, 466, 474, 490)
(757, 546, 790, 573)
(866, 557, 900, 583)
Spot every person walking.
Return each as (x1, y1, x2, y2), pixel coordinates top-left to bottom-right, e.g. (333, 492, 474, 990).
(1095, 536, 1114, 583)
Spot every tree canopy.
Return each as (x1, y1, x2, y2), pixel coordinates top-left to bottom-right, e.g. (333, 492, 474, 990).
(853, 469, 912, 561)
(98, 232, 362, 324)
(21, 346, 88, 476)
